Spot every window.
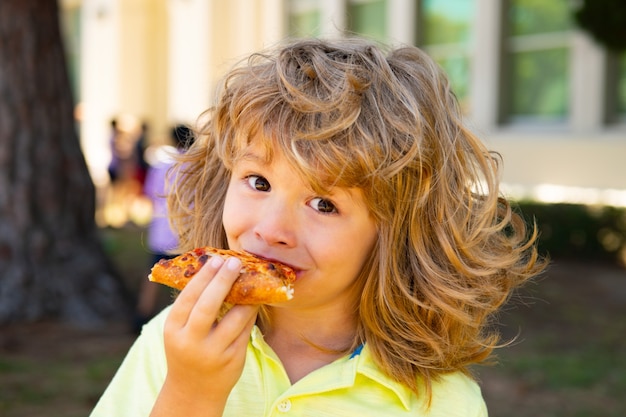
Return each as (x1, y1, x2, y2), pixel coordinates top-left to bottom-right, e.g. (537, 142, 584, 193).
(347, 0, 387, 42)
(419, 0, 475, 112)
(502, 0, 573, 123)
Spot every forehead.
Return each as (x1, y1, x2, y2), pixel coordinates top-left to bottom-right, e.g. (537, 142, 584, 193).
(235, 133, 274, 164)
(232, 131, 339, 194)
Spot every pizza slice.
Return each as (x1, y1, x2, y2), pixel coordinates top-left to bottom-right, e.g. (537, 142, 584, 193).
(148, 247, 296, 304)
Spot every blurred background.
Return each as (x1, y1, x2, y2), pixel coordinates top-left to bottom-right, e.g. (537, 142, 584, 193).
(61, 0, 626, 215)
(1, 0, 625, 416)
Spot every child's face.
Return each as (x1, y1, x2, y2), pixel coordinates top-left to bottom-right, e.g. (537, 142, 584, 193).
(222, 139, 378, 311)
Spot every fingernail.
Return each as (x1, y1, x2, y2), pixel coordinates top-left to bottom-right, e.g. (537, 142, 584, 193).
(226, 256, 241, 271)
(209, 256, 224, 268)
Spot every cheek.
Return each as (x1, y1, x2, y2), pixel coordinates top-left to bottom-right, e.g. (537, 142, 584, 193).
(222, 186, 246, 242)
(345, 222, 378, 276)
(318, 224, 376, 276)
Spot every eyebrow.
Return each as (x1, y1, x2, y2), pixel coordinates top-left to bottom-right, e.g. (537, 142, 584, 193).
(232, 152, 263, 169)
(237, 145, 271, 163)
(240, 151, 263, 161)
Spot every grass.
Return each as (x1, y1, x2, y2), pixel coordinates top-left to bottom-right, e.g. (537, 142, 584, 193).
(0, 354, 126, 417)
(476, 258, 626, 417)
(502, 344, 626, 390)
(1, 225, 624, 417)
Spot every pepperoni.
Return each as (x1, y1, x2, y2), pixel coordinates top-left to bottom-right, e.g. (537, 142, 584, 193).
(184, 264, 197, 277)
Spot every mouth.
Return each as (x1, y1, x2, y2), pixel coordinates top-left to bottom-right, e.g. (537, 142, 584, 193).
(245, 250, 302, 280)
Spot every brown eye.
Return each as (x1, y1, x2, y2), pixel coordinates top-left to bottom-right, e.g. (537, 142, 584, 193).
(247, 175, 270, 191)
(309, 197, 337, 214)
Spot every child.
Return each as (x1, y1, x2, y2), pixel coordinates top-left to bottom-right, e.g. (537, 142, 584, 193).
(91, 38, 545, 416)
(132, 124, 194, 333)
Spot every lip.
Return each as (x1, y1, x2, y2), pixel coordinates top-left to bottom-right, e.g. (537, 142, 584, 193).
(245, 250, 302, 278)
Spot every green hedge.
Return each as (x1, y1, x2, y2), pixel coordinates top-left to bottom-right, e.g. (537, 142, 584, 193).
(515, 202, 626, 265)
(574, 0, 626, 52)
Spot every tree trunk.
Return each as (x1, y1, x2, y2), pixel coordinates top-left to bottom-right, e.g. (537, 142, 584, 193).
(0, 0, 131, 325)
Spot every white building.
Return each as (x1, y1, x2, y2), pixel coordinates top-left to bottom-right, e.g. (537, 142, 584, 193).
(61, 0, 626, 206)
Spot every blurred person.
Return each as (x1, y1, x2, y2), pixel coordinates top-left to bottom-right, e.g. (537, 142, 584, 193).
(92, 38, 545, 416)
(105, 116, 146, 227)
(134, 121, 150, 191)
(107, 118, 121, 183)
(133, 124, 194, 333)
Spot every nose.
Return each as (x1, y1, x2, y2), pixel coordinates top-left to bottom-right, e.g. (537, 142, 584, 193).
(253, 201, 297, 248)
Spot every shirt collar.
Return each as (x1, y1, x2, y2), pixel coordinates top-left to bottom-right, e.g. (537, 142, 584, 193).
(352, 343, 414, 410)
(250, 326, 414, 410)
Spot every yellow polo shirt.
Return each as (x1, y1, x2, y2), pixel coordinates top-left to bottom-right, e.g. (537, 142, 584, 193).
(90, 307, 487, 417)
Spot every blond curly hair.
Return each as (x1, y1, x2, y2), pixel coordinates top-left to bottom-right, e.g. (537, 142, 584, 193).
(168, 37, 546, 397)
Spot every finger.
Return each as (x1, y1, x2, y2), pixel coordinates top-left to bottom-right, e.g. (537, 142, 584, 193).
(186, 256, 243, 334)
(217, 305, 259, 360)
(215, 305, 258, 343)
(167, 255, 225, 327)
(229, 306, 258, 349)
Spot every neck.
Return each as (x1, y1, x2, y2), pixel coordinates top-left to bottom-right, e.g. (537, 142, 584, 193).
(258, 306, 359, 383)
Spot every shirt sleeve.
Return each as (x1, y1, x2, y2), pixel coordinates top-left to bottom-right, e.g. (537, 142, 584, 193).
(428, 372, 489, 417)
(89, 307, 170, 417)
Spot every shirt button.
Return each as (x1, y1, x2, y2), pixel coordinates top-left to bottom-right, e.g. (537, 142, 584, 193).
(277, 399, 292, 412)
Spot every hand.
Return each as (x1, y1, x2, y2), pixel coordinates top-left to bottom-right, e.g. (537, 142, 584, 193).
(150, 256, 259, 417)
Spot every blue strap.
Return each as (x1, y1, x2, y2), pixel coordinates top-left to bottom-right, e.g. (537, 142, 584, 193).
(349, 343, 364, 359)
